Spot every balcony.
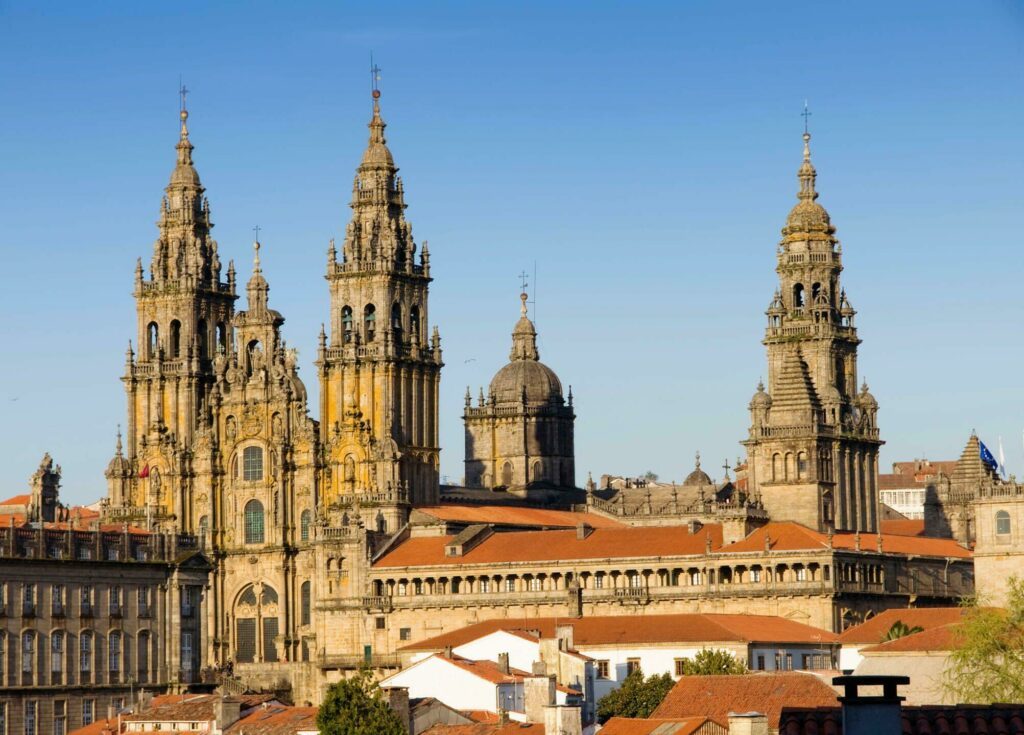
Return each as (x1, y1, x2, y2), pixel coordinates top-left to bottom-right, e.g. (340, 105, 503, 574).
(362, 596, 393, 612)
(318, 653, 401, 670)
(614, 587, 650, 604)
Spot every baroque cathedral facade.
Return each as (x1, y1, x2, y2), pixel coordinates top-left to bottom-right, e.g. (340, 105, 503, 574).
(89, 85, 978, 705)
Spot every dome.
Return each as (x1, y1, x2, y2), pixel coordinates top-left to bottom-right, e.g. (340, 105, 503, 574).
(169, 160, 201, 188)
(749, 381, 772, 409)
(682, 453, 712, 487)
(782, 199, 834, 238)
(361, 141, 394, 168)
(857, 381, 878, 409)
(489, 359, 563, 405)
(487, 293, 564, 405)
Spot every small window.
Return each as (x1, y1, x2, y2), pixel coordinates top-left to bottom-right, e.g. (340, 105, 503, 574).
(399, 628, 411, 641)
(626, 658, 641, 677)
(341, 306, 353, 343)
(594, 574, 604, 590)
(300, 582, 311, 627)
(300, 510, 312, 541)
(996, 510, 1011, 535)
(243, 446, 264, 482)
(751, 568, 762, 583)
(504, 578, 515, 592)
(674, 658, 686, 677)
(756, 655, 766, 670)
(596, 660, 610, 679)
(375, 617, 386, 630)
(82, 700, 95, 727)
(480, 579, 491, 593)
(529, 577, 542, 592)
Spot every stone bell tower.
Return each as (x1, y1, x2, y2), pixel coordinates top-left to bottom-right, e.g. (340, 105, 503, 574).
(743, 129, 883, 533)
(112, 92, 237, 525)
(317, 87, 442, 531)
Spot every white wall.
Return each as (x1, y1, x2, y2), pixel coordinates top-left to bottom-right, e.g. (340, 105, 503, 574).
(839, 644, 864, 672)
(381, 656, 500, 713)
(455, 631, 541, 673)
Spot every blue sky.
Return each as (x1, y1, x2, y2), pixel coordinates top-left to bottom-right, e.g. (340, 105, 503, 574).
(1, 1, 1022, 504)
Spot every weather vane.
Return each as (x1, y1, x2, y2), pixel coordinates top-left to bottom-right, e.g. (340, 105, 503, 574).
(802, 100, 812, 135)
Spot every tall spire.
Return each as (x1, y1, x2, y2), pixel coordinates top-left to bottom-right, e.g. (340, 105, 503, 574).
(782, 127, 835, 241)
(247, 236, 269, 312)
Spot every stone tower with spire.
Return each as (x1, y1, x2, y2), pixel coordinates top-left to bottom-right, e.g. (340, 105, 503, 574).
(463, 292, 576, 496)
(317, 87, 442, 531)
(743, 130, 882, 532)
(110, 94, 237, 526)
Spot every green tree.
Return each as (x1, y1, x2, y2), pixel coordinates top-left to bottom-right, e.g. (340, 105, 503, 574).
(596, 669, 674, 723)
(881, 620, 924, 642)
(317, 667, 406, 735)
(643, 471, 659, 482)
(944, 577, 1024, 704)
(679, 648, 748, 675)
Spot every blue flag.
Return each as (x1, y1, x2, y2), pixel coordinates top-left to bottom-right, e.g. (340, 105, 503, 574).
(979, 440, 1000, 472)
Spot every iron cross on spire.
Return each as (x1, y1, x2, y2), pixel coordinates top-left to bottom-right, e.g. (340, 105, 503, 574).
(179, 81, 189, 112)
(253, 225, 261, 242)
(801, 101, 812, 134)
(518, 270, 529, 294)
(370, 54, 382, 95)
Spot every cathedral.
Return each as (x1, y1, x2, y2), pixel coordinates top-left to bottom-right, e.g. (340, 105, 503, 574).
(90, 84, 978, 704)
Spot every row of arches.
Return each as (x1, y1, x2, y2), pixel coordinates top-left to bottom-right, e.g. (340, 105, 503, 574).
(340, 303, 420, 344)
(370, 561, 835, 598)
(146, 319, 228, 360)
(0, 629, 153, 687)
(771, 452, 811, 482)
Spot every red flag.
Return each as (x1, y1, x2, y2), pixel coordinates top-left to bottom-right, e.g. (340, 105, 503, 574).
(139, 465, 150, 479)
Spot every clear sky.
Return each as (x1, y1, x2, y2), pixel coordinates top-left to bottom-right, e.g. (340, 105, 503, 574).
(1, 1, 1022, 504)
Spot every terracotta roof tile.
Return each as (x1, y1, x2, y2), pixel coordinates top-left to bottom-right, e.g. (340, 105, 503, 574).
(0, 494, 31, 506)
(859, 623, 961, 653)
(422, 724, 543, 735)
(435, 654, 532, 684)
(879, 520, 927, 537)
(375, 525, 722, 568)
(780, 706, 1024, 735)
(724, 522, 971, 559)
(600, 717, 726, 735)
(651, 672, 838, 728)
(837, 608, 965, 644)
(225, 706, 318, 735)
(400, 614, 835, 652)
(416, 505, 623, 529)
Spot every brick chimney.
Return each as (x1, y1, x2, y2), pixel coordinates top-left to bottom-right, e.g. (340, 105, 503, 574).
(833, 675, 908, 735)
(727, 712, 768, 735)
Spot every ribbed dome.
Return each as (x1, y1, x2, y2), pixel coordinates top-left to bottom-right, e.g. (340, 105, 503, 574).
(489, 359, 563, 404)
(749, 381, 772, 409)
(683, 468, 713, 487)
(781, 133, 835, 241)
(361, 96, 395, 168)
(857, 381, 878, 409)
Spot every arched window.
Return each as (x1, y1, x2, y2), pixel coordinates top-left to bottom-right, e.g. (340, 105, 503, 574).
(169, 320, 181, 358)
(364, 304, 376, 342)
(391, 303, 402, 341)
(22, 631, 35, 684)
(341, 306, 353, 343)
(812, 282, 822, 303)
(109, 631, 121, 681)
(344, 455, 356, 485)
(300, 510, 311, 541)
(51, 631, 64, 683)
(244, 500, 265, 544)
(835, 356, 846, 395)
(246, 340, 262, 376)
(410, 306, 420, 341)
(531, 461, 542, 483)
(197, 319, 208, 358)
(376, 514, 387, 533)
(147, 323, 159, 359)
(501, 462, 513, 486)
(996, 510, 1011, 535)
(300, 582, 311, 626)
(198, 516, 209, 543)
(793, 283, 805, 308)
(216, 322, 227, 352)
(772, 454, 783, 482)
(243, 446, 264, 482)
(797, 452, 809, 479)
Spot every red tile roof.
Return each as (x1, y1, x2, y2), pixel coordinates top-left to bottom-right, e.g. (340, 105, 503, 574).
(400, 614, 835, 652)
(416, 505, 623, 529)
(431, 654, 532, 685)
(780, 706, 1024, 735)
(68, 717, 119, 735)
(374, 524, 723, 568)
(422, 724, 543, 735)
(600, 717, 726, 735)
(225, 706, 318, 735)
(651, 672, 838, 728)
(724, 522, 971, 559)
(837, 608, 965, 644)
(859, 623, 961, 653)
(0, 494, 31, 506)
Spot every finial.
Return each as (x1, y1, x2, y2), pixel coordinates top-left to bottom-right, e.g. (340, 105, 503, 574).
(802, 100, 812, 136)
(370, 54, 382, 98)
(695, 451, 701, 470)
(115, 425, 123, 456)
(179, 80, 190, 138)
(464, 386, 472, 407)
(520, 292, 528, 317)
(252, 227, 262, 272)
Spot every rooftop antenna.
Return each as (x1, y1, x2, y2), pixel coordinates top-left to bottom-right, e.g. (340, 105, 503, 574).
(801, 100, 812, 135)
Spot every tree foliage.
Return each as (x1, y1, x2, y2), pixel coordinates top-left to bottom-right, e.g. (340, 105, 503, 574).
(944, 576, 1024, 704)
(596, 669, 674, 723)
(679, 648, 748, 676)
(882, 620, 925, 641)
(643, 471, 659, 482)
(317, 667, 406, 735)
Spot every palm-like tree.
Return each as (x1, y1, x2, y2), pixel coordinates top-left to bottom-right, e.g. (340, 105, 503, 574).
(882, 620, 925, 641)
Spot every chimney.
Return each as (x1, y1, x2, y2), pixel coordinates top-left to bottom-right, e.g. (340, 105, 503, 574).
(524, 673, 556, 723)
(728, 713, 769, 735)
(498, 652, 510, 674)
(576, 523, 592, 540)
(443, 645, 453, 658)
(555, 624, 574, 651)
(380, 687, 412, 735)
(833, 675, 908, 735)
(544, 705, 582, 735)
(214, 696, 242, 730)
